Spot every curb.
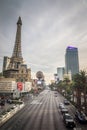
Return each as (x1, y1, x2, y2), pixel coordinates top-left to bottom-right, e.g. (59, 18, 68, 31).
(0, 103, 25, 126)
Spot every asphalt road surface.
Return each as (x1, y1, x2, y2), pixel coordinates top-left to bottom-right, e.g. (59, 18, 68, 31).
(0, 89, 87, 130)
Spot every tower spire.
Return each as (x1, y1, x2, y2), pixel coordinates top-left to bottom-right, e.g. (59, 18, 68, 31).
(12, 16, 23, 62)
(17, 16, 22, 25)
(8, 17, 23, 69)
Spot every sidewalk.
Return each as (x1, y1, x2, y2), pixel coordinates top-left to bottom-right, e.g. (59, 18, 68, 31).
(0, 93, 35, 116)
(0, 94, 34, 115)
(0, 102, 25, 126)
(0, 103, 15, 115)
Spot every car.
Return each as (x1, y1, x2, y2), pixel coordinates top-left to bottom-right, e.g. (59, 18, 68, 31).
(54, 94, 58, 97)
(64, 99, 70, 105)
(7, 99, 13, 104)
(54, 91, 58, 97)
(75, 110, 87, 124)
(11, 105, 16, 109)
(54, 91, 58, 94)
(61, 108, 68, 114)
(63, 113, 76, 128)
(59, 103, 65, 109)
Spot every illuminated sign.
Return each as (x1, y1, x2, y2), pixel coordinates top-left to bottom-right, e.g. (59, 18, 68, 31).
(67, 46, 77, 50)
(17, 82, 23, 91)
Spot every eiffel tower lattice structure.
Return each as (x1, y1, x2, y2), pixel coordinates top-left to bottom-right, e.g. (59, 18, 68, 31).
(3, 17, 31, 82)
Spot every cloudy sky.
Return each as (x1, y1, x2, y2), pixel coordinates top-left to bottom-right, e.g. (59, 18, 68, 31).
(0, 0, 87, 83)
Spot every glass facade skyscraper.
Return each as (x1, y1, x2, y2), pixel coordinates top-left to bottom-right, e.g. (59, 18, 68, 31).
(65, 46, 79, 76)
(57, 67, 65, 81)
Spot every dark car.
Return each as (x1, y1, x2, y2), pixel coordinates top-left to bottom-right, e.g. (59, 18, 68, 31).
(54, 94, 58, 97)
(0, 98, 5, 106)
(54, 91, 58, 97)
(75, 110, 87, 124)
(64, 99, 70, 105)
(6, 99, 13, 104)
(63, 113, 76, 128)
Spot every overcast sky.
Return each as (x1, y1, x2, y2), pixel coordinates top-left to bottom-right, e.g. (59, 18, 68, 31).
(0, 0, 87, 83)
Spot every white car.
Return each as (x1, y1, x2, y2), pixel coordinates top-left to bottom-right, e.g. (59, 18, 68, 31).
(59, 103, 65, 109)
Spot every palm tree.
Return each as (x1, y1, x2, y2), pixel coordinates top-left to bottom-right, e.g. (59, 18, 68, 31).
(69, 82, 75, 102)
(79, 70, 87, 114)
(63, 77, 70, 97)
(73, 70, 87, 112)
(57, 80, 64, 93)
(73, 73, 82, 111)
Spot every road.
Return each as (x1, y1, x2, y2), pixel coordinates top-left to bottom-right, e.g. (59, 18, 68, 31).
(0, 89, 87, 130)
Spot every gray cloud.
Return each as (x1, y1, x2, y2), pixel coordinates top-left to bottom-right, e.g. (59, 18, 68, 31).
(0, 0, 87, 83)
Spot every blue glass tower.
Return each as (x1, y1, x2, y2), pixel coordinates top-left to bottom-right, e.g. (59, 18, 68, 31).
(65, 46, 79, 76)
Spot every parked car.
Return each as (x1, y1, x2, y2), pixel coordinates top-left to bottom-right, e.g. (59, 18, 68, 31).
(75, 110, 87, 124)
(59, 103, 65, 109)
(54, 91, 58, 94)
(54, 94, 58, 97)
(63, 113, 76, 128)
(64, 99, 70, 105)
(6, 99, 13, 104)
(61, 108, 68, 114)
(0, 99, 5, 106)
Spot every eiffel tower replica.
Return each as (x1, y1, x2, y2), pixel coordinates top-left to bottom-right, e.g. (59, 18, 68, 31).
(3, 17, 31, 82)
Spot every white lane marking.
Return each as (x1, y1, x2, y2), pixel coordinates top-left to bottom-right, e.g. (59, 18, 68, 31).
(30, 100, 42, 105)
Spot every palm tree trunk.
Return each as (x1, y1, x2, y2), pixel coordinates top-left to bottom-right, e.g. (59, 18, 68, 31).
(76, 88, 81, 111)
(83, 87, 87, 114)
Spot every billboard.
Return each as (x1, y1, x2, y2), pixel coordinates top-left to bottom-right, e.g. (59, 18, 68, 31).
(17, 82, 23, 91)
(37, 80, 42, 85)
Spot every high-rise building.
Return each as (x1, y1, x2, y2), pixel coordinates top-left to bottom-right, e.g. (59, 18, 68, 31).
(65, 46, 79, 77)
(57, 67, 65, 81)
(54, 73, 59, 83)
(3, 17, 31, 82)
